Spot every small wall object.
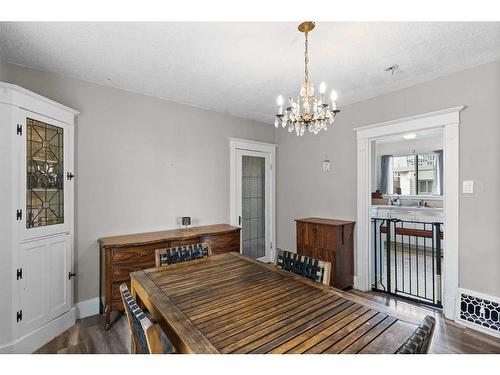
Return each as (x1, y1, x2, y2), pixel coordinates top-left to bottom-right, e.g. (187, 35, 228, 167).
(181, 216, 192, 231)
(322, 159, 331, 172)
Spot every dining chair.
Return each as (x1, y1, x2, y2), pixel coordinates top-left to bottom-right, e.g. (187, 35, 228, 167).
(396, 315, 436, 354)
(155, 242, 212, 267)
(275, 248, 331, 285)
(120, 283, 173, 354)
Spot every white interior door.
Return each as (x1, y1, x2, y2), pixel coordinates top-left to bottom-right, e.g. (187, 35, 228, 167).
(18, 234, 72, 337)
(234, 149, 273, 263)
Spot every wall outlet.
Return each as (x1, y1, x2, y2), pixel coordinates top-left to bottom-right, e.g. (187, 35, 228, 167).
(463, 180, 474, 194)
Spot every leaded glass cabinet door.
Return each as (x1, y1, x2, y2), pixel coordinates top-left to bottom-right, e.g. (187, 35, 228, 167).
(18, 109, 72, 241)
(236, 150, 271, 263)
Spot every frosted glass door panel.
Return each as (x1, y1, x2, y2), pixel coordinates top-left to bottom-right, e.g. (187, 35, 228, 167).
(241, 155, 266, 259)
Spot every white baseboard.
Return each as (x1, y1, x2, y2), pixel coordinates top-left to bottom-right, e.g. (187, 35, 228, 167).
(0, 307, 76, 353)
(76, 297, 100, 319)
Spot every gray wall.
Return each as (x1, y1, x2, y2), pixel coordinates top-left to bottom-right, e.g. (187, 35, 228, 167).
(2, 62, 276, 303)
(276, 60, 500, 297)
(3, 57, 499, 303)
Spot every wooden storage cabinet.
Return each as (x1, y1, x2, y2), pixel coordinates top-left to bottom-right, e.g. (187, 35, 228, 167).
(296, 218, 355, 290)
(99, 223, 240, 330)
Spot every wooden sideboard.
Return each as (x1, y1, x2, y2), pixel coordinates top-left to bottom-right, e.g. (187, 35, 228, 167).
(296, 217, 355, 290)
(98, 223, 240, 330)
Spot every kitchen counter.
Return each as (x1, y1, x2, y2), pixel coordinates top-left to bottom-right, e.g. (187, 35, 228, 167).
(371, 205, 443, 222)
(372, 205, 443, 212)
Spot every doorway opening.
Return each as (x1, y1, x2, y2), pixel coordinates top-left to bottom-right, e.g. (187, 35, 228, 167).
(370, 129, 444, 309)
(354, 107, 462, 320)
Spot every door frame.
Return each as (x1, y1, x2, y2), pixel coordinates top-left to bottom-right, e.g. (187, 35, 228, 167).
(229, 138, 277, 263)
(353, 106, 463, 320)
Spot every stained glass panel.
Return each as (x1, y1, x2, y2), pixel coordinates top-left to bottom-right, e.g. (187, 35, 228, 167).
(241, 155, 265, 259)
(26, 118, 64, 228)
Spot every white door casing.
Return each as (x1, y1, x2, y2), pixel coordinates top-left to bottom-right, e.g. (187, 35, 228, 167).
(353, 106, 463, 320)
(229, 138, 276, 263)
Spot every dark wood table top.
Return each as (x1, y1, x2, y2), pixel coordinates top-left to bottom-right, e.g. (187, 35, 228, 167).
(98, 223, 240, 248)
(130, 253, 418, 354)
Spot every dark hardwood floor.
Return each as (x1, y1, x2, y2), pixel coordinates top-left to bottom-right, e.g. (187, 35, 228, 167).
(347, 290, 500, 354)
(35, 313, 130, 354)
(35, 291, 500, 354)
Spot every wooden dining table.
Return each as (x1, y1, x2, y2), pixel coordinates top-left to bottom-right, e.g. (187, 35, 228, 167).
(130, 252, 420, 354)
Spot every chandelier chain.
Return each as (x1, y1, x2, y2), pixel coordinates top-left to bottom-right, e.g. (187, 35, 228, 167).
(304, 31, 309, 83)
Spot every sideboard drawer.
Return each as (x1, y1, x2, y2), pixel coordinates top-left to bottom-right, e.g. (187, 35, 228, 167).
(113, 247, 155, 264)
(202, 232, 240, 254)
(112, 256, 155, 282)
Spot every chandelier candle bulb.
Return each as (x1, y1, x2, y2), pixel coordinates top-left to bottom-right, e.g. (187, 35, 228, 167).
(277, 95, 284, 115)
(330, 90, 338, 110)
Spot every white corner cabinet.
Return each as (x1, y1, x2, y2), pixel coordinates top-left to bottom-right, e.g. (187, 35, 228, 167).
(0, 82, 79, 353)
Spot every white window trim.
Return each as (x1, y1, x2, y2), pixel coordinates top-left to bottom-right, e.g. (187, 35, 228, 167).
(354, 106, 463, 320)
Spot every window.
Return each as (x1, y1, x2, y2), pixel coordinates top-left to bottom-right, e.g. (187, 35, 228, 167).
(419, 180, 433, 194)
(392, 153, 436, 195)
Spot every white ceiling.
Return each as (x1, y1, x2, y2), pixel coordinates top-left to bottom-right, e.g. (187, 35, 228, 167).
(1, 22, 500, 124)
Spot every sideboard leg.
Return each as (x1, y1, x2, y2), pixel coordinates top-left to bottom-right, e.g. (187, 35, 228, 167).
(104, 305, 111, 331)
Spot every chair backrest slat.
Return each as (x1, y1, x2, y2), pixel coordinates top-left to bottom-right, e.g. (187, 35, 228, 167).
(156, 242, 212, 267)
(120, 284, 164, 354)
(275, 249, 331, 285)
(397, 315, 436, 354)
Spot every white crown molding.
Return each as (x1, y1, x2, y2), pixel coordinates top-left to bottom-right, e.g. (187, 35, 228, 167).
(0, 81, 79, 124)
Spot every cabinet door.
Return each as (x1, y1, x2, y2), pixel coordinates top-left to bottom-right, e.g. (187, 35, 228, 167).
(315, 225, 334, 261)
(17, 109, 73, 241)
(18, 234, 72, 337)
(297, 222, 316, 257)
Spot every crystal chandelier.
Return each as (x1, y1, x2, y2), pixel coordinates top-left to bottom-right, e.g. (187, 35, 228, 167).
(275, 22, 340, 136)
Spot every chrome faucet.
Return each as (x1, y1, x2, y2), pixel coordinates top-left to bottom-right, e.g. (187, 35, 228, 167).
(390, 197, 401, 207)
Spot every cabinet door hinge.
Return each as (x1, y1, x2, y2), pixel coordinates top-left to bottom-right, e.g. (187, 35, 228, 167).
(68, 272, 76, 280)
(270, 241, 273, 249)
(16, 310, 22, 323)
(16, 209, 22, 220)
(16, 124, 22, 135)
(16, 268, 22, 280)
(66, 172, 75, 180)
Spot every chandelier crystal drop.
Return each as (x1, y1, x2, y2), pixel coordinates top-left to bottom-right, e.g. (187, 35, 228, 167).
(275, 22, 340, 136)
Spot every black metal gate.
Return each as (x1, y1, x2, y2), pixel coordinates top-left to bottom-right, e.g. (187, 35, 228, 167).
(372, 218, 443, 308)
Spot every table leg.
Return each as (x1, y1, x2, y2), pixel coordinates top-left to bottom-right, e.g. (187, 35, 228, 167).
(104, 305, 111, 331)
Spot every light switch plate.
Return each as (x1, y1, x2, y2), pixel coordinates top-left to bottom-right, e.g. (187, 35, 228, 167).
(463, 180, 474, 194)
(322, 160, 331, 172)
